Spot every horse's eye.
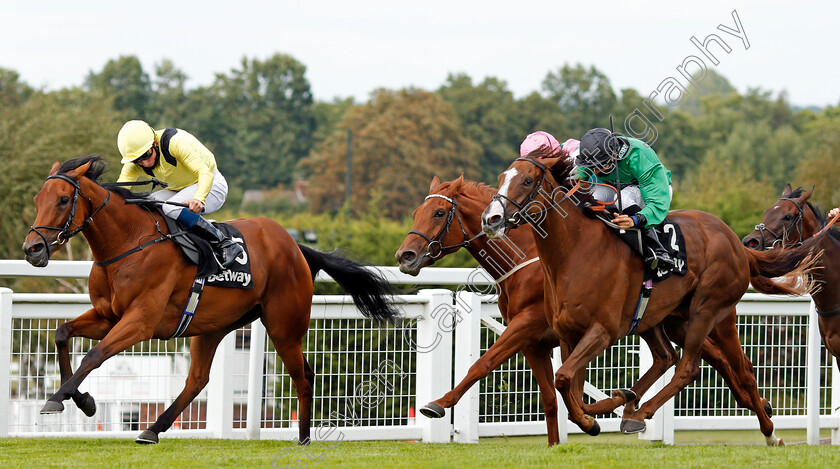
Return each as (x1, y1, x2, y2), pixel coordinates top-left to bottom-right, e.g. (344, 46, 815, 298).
(783, 215, 792, 221)
(524, 177, 534, 186)
(59, 196, 70, 206)
(433, 209, 445, 218)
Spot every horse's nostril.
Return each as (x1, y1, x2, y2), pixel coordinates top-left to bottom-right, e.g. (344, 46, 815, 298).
(488, 214, 501, 225)
(401, 251, 416, 262)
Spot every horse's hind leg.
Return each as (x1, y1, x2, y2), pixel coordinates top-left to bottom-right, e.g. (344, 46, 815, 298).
(262, 295, 313, 445)
(581, 325, 677, 419)
(46, 308, 114, 416)
(706, 311, 782, 446)
(135, 332, 226, 444)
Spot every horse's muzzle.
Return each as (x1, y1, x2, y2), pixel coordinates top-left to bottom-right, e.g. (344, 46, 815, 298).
(22, 239, 50, 267)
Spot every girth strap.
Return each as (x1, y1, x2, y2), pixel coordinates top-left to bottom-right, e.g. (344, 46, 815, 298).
(816, 307, 840, 317)
(167, 277, 206, 339)
(627, 277, 653, 335)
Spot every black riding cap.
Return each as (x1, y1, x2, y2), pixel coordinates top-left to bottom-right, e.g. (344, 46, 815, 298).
(577, 128, 630, 170)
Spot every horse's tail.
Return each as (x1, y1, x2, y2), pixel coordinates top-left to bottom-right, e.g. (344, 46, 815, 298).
(297, 244, 400, 323)
(743, 234, 823, 295)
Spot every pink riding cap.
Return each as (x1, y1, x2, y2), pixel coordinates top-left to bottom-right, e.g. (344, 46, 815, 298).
(519, 131, 579, 161)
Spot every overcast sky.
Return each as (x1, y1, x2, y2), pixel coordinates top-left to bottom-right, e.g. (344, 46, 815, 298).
(2, 0, 837, 108)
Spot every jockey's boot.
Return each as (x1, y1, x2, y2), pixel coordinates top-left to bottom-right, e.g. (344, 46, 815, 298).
(642, 227, 675, 271)
(190, 217, 244, 269)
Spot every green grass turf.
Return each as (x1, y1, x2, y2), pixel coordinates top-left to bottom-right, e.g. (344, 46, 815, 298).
(1, 431, 838, 469)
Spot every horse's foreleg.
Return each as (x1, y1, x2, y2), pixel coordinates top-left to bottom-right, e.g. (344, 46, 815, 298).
(420, 313, 542, 419)
(42, 317, 154, 414)
(554, 323, 612, 436)
(53, 308, 114, 417)
(136, 333, 225, 444)
(521, 345, 560, 445)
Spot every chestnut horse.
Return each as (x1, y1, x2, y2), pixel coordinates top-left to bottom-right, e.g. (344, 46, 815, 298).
(481, 156, 819, 444)
(22, 156, 398, 444)
(742, 184, 840, 370)
(397, 176, 783, 445)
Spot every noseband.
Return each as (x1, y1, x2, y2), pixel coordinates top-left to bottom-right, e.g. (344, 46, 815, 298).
(408, 194, 483, 259)
(753, 197, 805, 251)
(28, 174, 110, 252)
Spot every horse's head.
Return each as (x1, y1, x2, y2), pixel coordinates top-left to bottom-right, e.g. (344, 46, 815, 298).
(396, 175, 469, 275)
(482, 156, 569, 239)
(22, 157, 103, 267)
(742, 184, 817, 251)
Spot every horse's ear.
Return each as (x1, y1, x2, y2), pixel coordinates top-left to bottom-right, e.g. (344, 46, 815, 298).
(65, 162, 93, 180)
(799, 186, 815, 202)
(782, 183, 793, 196)
(429, 176, 441, 193)
(449, 175, 464, 193)
(48, 162, 61, 176)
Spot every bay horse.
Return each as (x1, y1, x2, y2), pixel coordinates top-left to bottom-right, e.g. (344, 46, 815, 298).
(480, 156, 820, 444)
(21, 156, 399, 444)
(397, 176, 784, 445)
(742, 184, 840, 370)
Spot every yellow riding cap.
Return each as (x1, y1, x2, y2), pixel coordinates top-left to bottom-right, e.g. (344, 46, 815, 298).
(117, 120, 156, 164)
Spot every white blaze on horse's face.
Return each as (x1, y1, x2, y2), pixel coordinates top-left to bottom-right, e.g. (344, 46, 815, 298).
(484, 168, 517, 238)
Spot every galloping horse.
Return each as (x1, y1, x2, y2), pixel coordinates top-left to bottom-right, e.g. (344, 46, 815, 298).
(397, 176, 785, 445)
(742, 184, 840, 370)
(481, 156, 819, 444)
(22, 156, 398, 444)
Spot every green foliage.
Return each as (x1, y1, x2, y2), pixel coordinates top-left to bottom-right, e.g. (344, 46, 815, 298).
(85, 55, 152, 119)
(299, 88, 480, 219)
(542, 63, 618, 137)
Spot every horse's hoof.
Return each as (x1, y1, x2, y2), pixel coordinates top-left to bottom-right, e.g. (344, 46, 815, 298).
(135, 430, 159, 444)
(620, 419, 646, 434)
(40, 401, 65, 414)
(419, 402, 446, 419)
(585, 419, 601, 436)
(76, 392, 96, 417)
(612, 389, 637, 404)
(763, 400, 773, 417)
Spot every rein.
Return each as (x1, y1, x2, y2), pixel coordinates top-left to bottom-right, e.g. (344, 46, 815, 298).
(28, 174, 110, 253)
(752, 197, 806, 251)
(408, 194, 484, 259)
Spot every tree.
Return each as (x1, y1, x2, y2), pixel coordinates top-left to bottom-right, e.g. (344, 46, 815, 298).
(85, 55, 152, 119)
(0, 67, 33, 107)
(437, 74, 522, 183)
(1, 89, 121, 273)
(541, 64, 618, 136)
(190, 53, 317, 189)
(299, 88, 481, 219)
(149, 59, 190, 125)
(794, 106, 840, 208)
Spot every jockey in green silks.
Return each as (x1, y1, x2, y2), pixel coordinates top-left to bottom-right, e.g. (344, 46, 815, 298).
(574, 128, 675, 271)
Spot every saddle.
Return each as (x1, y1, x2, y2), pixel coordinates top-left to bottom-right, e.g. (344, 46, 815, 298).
(161, 211, 254, 289)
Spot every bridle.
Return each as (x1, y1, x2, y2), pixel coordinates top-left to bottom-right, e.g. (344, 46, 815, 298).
(408, 193, 484, 259)
(752, 197, 806, 251)
(490, 158, 582, 228)
(28, 174, 110, 253)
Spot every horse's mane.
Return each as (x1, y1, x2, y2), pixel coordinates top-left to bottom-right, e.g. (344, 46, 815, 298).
(786, 186, 840, 242)
(439, 178, 497, 201)
(58, 155, 138, 200)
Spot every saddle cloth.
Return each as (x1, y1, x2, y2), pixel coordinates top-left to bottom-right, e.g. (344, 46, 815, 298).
(162, 213, 254, 289)
(595, 212, 688, 281)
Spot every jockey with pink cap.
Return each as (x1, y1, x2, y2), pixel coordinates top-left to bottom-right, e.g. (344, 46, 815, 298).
(519, 131, 579, 162)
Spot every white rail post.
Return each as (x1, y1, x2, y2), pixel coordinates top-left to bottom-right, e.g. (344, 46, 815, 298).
(638, 338, 675, 445)
(415, 289, 454, 443)
(832, 353, 840, 445)
(550, 348, 569, 444)
(246, 321, 267, 440)
(207, 330, 236, 439)
(453, 291, 480, 443)
(807, 299, 821, 445)
(0, 288, 12, 437)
